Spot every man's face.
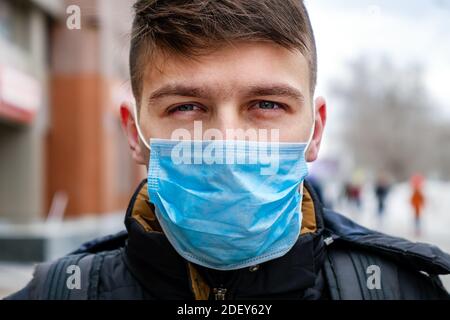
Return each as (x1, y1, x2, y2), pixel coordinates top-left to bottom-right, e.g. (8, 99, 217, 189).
(122, 41, 326, 165)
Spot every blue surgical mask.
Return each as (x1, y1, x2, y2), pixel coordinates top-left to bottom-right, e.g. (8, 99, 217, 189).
(133, 103, 314, 270)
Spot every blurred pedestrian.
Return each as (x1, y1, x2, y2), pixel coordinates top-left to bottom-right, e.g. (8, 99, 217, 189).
(374, 173, 390, 219)
(410, 174, 425, 236)
(344, 170, 365, 212)
(345, 182, 361, 209)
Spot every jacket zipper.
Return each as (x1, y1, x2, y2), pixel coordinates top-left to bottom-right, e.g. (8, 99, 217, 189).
(213, 287, 227, 300)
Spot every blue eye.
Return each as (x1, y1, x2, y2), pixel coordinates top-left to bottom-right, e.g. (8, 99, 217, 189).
(169, 104, 205, 114)
(257, 101, 282, 110)
(175, 104, 197, 112)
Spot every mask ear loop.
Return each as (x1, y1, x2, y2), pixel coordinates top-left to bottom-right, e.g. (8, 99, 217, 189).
(299, 103, 316, 190)
(133, 101, 151, 150)
(304, 103, 316, 155)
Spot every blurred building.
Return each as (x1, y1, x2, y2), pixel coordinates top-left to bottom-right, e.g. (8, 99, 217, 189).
(0, 0, 142, 225)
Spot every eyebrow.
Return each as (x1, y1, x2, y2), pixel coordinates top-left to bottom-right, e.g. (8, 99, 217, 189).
(147, 83, 305, 105)
(148, 84, 213, 103)
(245, 84, 305, 103)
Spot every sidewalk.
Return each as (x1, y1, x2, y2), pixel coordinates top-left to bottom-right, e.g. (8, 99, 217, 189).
(335, 181, 450, 291)
(0, 211, 125, 298)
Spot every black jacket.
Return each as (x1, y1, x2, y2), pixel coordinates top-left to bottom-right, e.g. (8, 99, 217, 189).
(6, 180, 450, 300)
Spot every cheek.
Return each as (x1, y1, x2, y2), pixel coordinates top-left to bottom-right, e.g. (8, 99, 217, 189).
(277, 117, 313, 143)
(141, 115, 180, 140)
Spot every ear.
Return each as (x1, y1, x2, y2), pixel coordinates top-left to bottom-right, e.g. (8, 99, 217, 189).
(306, 96, 327, 162)
(120, 101, 147, 165)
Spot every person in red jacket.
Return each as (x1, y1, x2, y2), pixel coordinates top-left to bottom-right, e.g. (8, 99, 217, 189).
(410, 174, 426, 236)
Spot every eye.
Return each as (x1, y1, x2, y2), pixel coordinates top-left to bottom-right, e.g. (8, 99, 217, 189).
(259, 101, 279, 109)
(169, 104, 203, 114)
(252, 100, 285, 111)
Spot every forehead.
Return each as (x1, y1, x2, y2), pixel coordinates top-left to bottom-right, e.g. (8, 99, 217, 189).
(141, 42, 311, 102)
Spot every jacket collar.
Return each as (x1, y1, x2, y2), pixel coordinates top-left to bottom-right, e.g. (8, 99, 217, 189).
(123, 179, 326, 299)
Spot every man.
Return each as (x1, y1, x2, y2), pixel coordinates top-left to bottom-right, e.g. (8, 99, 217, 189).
(7, 0, 450, 300)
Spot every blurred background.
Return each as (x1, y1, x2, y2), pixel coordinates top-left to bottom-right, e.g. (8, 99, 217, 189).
(0, 0, 449, 297)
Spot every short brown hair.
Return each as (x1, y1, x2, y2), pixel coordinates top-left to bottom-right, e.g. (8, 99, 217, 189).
(130, 0, 317, 106)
